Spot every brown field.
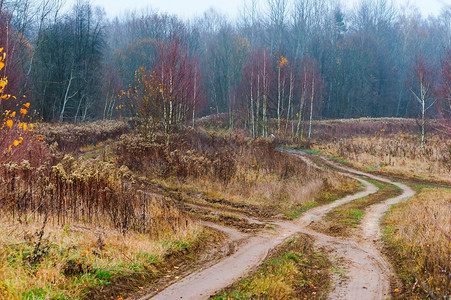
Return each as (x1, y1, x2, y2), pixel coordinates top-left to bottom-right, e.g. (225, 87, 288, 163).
(383, 187, 451, 299)
(116, 128, 358, 217)
(0, 122, 358, 299)
(309, 120, 450, 184)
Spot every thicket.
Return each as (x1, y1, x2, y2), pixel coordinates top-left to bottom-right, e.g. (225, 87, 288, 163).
(0, 147, 190, 238)
(38, 120, 130, 152)
(117, 127, 320, 183)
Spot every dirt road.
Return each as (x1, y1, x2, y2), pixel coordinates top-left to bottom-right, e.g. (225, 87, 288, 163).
(136, 151, 415, 300)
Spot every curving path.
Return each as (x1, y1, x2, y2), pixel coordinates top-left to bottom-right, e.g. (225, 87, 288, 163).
(134, 150, 415, 300)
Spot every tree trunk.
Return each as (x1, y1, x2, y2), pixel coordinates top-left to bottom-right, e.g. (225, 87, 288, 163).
(296, 69, 307, 140)
(256, 73, 261, 136)
(59, 69, 74, 122)
(277, 65, 281, 132)
(250, 68, 255, 137)
(421, 101, 425, 153)
(263, 51, 268, 137)
(308, 72, 316, 143)
(285, 69, 293, 134)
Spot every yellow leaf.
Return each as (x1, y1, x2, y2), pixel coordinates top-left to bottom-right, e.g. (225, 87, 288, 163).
(6, 119, 13, 129)
(13, 140, 20, 147)
(23, 102, 30, 108)
(0, 61, 4, 71)
(20, 108, 27, 116)
(22, 123, 27, 131)
(11, 111, 16, 117)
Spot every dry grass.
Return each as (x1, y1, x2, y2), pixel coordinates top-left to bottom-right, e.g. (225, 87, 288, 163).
(38, 120, 130, 152)
(383, 187, 451, 299)
(0, 217, 202, 299)
(313, 133, 451, 184)
(0, 153, 192, 238)
(118, 128, 359, 216)
(0, 121, 361, 298)
(0, 125, 203, 299)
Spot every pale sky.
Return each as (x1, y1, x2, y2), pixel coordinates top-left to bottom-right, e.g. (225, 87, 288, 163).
(70, 0, 450, 20)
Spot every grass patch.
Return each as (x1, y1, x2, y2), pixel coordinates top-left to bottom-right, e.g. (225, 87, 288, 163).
(312, 178, 402, 236)
(382, 187, 451, 299)
(212, 234, 331, 299)
(302, 149, 320, 155)
(0, 219, 211, 300)
(283, 176, 362, 219)
(284, 201, 319, 218)
(327, 155, 347, 164)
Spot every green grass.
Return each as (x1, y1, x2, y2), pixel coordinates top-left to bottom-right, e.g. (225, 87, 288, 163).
(212, 234, 331, 299)
(314, 178, 402, 235)
(284, 201, 319, 218)
(0, 223, 207, 300)
(327, 155, 347, 164)
(302, 149, 320, 155)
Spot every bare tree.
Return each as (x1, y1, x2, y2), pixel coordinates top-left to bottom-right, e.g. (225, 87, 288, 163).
(410, 56, 435, 152)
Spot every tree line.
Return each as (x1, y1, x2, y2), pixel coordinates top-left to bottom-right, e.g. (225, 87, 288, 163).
(0, 0, 450, 137)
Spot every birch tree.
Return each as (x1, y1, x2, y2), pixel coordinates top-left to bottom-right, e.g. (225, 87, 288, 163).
(410, 56, 435, 152)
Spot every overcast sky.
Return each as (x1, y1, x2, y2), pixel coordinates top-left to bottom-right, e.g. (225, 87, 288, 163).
(69, 0, 450, 20)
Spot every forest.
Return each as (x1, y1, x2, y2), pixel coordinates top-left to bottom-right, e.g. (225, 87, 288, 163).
(0, 0, 450, 134)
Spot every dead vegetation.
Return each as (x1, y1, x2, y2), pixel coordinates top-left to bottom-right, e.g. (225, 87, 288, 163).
(38, 120, 130, 152)
(313, 132, 451, 184)
(0, 149, 191, 239)
(117, 128, 359, 217)
(0, 124, 200, 299)
(383, 187, 451, 299)
(0, 121, 360, 299)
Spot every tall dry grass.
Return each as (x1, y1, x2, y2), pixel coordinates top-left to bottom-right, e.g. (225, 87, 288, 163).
(0, 152, 191, 238)
(117, 128, 357, 213)
(0, 124, 200, 299)
(0, 215, 201, 299)
(38, 120, 129, 152)
(314, 133, 451, 183)
(383, 188, 451, 298)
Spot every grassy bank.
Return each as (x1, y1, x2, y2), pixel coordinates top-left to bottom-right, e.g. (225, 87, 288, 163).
(382, 187, 451, 299)
(0, 219, 215, 299)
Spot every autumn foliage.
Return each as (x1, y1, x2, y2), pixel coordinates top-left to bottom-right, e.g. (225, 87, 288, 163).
(0, 48, 38, 164)
(121, 37, 201, 143)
